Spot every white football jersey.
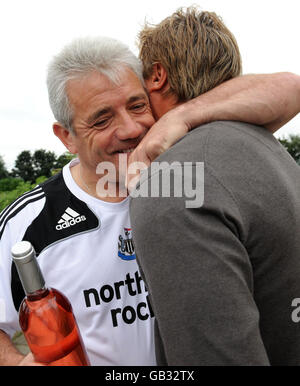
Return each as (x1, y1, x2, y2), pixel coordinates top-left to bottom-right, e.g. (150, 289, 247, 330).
(0, 159, 156, 366)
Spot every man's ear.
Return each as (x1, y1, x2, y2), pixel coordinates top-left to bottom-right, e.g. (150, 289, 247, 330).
(145, 63, 168, 93)
(53, 123, 78, 154)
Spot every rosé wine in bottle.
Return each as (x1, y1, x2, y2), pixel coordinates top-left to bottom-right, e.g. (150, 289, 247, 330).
(11, 241, 90, 366)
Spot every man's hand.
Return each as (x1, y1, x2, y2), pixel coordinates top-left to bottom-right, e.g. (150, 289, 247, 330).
(18, 352, 45, 366)
(130, 107, 191, 165)
(127, 107, 190, 192)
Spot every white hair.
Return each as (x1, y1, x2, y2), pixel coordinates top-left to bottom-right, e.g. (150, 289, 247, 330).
(47, 36, 144, 132)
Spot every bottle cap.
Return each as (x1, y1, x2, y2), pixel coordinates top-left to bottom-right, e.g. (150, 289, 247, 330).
(11, 241, 35, 263)
(11, 241, 45, 295)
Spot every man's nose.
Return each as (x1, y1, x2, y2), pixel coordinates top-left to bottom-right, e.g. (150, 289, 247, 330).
(115, 113, 145, 141)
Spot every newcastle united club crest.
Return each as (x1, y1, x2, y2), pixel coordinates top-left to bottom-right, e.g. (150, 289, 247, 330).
(118, 228, 136, 261)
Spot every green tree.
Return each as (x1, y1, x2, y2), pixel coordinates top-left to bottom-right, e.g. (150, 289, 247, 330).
(11, 149, 58, 182)
(11, 150, 35, 182)
(0, 155, 9, 179)
(279, 135, 300, 165)
(54, 152, 76, 170)
(32, 149, 57, 179)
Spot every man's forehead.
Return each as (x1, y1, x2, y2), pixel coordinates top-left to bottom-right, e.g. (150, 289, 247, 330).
(69, 67, 141, 87)
(66, 68, 146, 103)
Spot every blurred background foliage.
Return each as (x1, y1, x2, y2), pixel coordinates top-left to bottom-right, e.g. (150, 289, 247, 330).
(0, 150, 76, 212)
(0, 135, 299, 212)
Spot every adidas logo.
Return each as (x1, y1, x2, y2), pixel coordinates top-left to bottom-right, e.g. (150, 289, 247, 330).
(56, 207, 87, 231)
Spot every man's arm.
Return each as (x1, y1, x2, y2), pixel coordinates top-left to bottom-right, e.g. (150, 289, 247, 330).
(181, 72, 300, 134)
(132, 72, 300, 163)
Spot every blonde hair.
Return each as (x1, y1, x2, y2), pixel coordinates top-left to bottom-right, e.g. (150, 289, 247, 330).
(138, 7, 242, 101)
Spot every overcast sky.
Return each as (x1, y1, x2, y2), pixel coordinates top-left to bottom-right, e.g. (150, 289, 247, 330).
(0, 0, 299, 170)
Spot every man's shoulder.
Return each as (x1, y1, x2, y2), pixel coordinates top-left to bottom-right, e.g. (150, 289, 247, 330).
(198, 121, 298, 171)
(150, 120, 300, 200)
(1, 168, 99, 250)
(0, 172, 65, 223)
(181, 120, 279, 152)
(156, 120, 286, 164)
(0, 172, 69, 241)
(0, 184, 47, 241)
(200, 120, 280, 149)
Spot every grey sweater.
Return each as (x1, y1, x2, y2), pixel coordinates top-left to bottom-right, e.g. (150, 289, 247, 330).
(130, 121, 300, 366)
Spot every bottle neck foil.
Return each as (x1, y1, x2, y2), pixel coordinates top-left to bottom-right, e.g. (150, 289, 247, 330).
(12, 242, 45, 295)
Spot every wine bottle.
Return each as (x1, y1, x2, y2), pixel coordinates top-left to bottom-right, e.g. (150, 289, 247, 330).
(11, 241, 90, 366)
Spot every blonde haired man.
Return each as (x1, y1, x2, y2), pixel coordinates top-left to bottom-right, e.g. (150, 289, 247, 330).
(140, 8, 241, 108)
(130, 7, 300, 365)
(131, 7, 299, 165)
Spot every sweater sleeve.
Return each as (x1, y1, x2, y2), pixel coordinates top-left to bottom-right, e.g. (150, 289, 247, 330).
(130, 162, 270, 366)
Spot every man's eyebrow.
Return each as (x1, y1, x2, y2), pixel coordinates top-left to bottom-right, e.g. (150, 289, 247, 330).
(127, 94, 148, 104)
(87, 94, 148, 125)
(87, 107, 112, 125)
